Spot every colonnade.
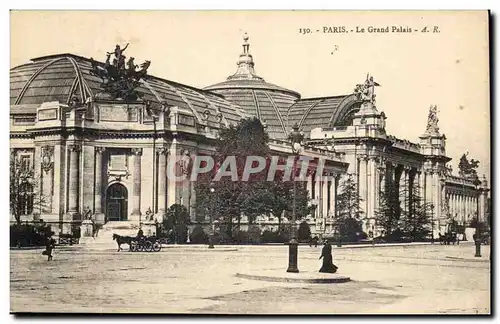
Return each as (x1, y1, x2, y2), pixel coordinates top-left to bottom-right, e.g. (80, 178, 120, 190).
(446, 191, 479, 224)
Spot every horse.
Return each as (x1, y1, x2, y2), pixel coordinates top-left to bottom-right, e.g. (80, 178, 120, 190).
(112, 234, 134, 252)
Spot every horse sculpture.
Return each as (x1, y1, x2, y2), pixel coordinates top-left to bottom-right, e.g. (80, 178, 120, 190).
(112, 233, 134, 252)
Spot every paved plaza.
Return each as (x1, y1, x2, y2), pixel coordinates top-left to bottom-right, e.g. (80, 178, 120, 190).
(10, 243, 490, 314)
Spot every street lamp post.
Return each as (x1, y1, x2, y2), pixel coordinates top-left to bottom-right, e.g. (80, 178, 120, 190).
(430, 204, 435, 244)
(208, 185, 215, 249)
(473, 179, 481, 258)
(287, 124, 304, 273)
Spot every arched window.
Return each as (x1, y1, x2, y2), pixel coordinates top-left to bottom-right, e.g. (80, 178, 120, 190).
(18, 182, 34, 215)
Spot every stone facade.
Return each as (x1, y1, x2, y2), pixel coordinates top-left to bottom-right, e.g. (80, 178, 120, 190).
(10, 36, 489, 238)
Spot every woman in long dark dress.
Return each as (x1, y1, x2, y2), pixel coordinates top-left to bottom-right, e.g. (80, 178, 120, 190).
(319, 240, 338, 273)
(43, 234, 55, 261)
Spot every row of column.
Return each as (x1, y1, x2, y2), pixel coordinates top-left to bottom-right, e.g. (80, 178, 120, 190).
(446, 192, 479, 224)
(306, 174, 337, 220)
(67, 143, 181, 221)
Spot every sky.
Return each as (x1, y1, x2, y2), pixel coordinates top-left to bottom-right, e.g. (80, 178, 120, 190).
(9, 10, 490, 182)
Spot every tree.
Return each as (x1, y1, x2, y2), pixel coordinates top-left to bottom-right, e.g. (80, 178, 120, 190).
(195, 118, 273, 238)
(335, 174, 363, 242)
(195, 117, 312, 240)
(375, 178, 400, 240)
(10, 154, 47, 226)
(297, 221, 311, 242)
(267, 168, 312, 231)
(400, 182, 432, 242)
(163, 204, 190, 243)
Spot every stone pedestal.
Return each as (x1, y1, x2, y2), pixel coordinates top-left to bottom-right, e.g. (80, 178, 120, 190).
(62, 213, 75, 234)
(80, 220, 94, 237)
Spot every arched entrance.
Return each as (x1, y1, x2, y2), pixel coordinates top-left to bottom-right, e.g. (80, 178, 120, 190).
(106, 183, 128, 221)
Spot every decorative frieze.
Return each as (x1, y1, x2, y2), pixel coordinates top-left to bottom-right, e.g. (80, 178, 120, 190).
(41, 146, 54, 174)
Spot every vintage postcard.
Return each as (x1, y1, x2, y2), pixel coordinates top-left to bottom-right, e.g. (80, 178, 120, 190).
(9, 10, 490, 315)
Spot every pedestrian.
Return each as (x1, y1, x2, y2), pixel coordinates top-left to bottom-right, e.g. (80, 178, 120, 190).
(43, 233, 56, 261)
(319, 240, 338, 273)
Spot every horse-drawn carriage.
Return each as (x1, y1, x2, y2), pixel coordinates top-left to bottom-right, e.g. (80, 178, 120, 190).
(439, 231, 459, 245)
(113, 234, 163, 252)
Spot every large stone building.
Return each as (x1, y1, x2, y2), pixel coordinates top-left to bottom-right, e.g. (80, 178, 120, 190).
(10, 35, 489, 239)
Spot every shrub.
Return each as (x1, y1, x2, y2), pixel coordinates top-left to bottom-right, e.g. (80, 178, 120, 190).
(278, 224, 292, 243)
(247, 225, 262, 244)
(190, 225, 209, 244)
(212, 231, 232, 245)
(261, 230, 279, 243)
(297, 221, 311, 242)
(10, 223, 52, 247)
(176, 224, 188, 244)
(233, 230, 249, 244)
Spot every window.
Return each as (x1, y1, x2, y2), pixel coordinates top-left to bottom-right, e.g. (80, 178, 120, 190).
(18, 182, 34, 215)
(20, 155, 31, 172)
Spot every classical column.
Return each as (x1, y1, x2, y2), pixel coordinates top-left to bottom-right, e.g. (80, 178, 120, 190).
(306, 174, 313, 202)
(404, 167, 411, 213)
(131, 148, 142, 218)
(458, 195, 463, 223)
(156, 146, 168, 219)
(314, 173, 321, 218)
(426, 171, 434, 210)
(435, 174, 442, 221)
(67, 144, 81, 217)
(464, 195, 468, 222)
(367, 157, 377, 219)
(190, 180, 197, 223)
(167, 139, 178, 208)
(378, 164, 386, 199)
(330, 175, 337, 218)
(322, 177, 328, 219)
(419, 170, 426, 205)
(358, 156, 368, 215)
(94, 147, 105, 221)
(479, 192, 486, 222)
(398, 166, 406, 212)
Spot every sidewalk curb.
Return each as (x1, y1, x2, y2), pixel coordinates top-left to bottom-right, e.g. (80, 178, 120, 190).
(235, 272, 351, 284)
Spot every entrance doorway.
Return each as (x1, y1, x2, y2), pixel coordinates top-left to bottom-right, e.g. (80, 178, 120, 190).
(106, 183, 128, 221)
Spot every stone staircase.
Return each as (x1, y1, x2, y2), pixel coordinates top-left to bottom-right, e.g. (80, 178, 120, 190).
(79, 221, 140, 251)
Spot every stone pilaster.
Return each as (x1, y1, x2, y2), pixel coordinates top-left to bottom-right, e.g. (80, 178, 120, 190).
(167, 139, 178, 208)
(41, 145, 55, 214)
(378, 163, 386, 201)
(94, 147, 105, 224)
(358, 155, 368, 216)
(67, 144, 81, 216)
(156, 145, 168, 221)
(131, 148, 143, 219)
(189, 179, 197, 223)
(368, 157, 378, 219)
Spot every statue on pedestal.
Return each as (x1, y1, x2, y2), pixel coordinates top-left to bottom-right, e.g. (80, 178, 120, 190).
(83, 206, 92, 220)
(90, 43, 151, 102)
(425, 105, 440, 134)
(354, 74, 380, 110)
